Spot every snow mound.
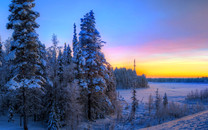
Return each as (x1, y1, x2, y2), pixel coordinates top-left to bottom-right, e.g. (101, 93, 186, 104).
(142, 110, 208, 130)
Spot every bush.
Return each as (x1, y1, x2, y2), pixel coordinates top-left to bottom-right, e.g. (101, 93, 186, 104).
(186, 88, 208, 101)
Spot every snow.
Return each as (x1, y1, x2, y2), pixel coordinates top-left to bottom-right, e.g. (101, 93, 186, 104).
(12, 20, 22, 26)
(142, 110, 208, 130)
(115, 82, 208, 129)
(118, 82, 208, 104)
(6, 50, 16, 61)
(95, 85, 101, 92)
(0, 116, 46, 130)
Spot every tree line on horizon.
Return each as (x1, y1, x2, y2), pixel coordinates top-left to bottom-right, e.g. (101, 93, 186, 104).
(148, 77, 208, 83)
(114, 67, 149, 89)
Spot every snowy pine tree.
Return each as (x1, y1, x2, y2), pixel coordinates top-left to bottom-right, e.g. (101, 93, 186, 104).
(147, 94, 154, 115)
(0, 36, 4, 90)
(79, 10, 114, 120)
(0, 36, 2, 67)
(48, 104, 60, 130)
(66, 44, 72, 65)
(72, 23, 78, 58)
(129, 87, 138, 121)
(66, 82, 83, 130)
(7, 0, 46, 87)
(4, 37, 12, 56)
(163, 93, 168, 108)
(8, 105, 14, 122)
(155, 89, 161, 114)
(57, 50, 64, 84)
(63, 43, 67, 65)
(72, 36, 88, 119)
(6, 0, 47, 129)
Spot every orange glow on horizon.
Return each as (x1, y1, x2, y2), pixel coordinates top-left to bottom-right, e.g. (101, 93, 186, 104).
(107, 55, 208, 78)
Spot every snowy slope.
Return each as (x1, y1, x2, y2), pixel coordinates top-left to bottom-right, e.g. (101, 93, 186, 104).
(142, 110, 208, 130)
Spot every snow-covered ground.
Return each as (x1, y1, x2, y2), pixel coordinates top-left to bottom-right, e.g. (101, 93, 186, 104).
(0, 116, 46, 130)
(1, 82, 208, 130)
(116, 82, 208, 129)
(142, 110, 208, 130)
(118, 82, 208, 103)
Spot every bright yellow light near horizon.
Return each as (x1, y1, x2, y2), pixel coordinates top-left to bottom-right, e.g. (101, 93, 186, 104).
(110, 58, 208, 78)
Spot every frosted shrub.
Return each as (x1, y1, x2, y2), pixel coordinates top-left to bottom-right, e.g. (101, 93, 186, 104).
(146, 94, 154, 115)
(168, 102, 187, 118)
(186, 88, 208, 101)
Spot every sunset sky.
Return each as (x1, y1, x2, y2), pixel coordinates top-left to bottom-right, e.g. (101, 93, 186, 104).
(0, 0, 208, 78)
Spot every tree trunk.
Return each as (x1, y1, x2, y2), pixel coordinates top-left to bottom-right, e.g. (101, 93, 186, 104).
(34, 114, 36, 122)
(88, 93, 91, 120)
(23, 87, 28, 130)
(20, 115, 22, 127)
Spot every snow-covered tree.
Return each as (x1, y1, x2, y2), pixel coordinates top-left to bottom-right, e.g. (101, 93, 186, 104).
(147, 94, 154, 115)
(66, 44, 72, 65)
(129, 88, 138, 121)
(163, 93, 168, 108)
(6, 0, 46, 129)
(104, 64, 117, 110)
(114, 68, 149, 89)
(73, 42, 88, 118)
(46, 34, 59, 81)
(8, 105, 14, 122)
(0, 36, 2, 67)
(72, 23, 78, 58)
(57, 50, 63, 84)
(63, 43, 67, 65)
(0, 36, 4, 90)
(140, 74, 149, 88)
(4, 37, 12, 56)
(48, 104, 60, 130)
(79, 10, 114, 120)
(7, 0, 46, 87)
(66, 82, 83, 130)
(155, 89, 161, 114)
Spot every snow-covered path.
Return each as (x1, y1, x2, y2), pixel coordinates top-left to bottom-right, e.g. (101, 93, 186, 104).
(142, 110, 208, 130)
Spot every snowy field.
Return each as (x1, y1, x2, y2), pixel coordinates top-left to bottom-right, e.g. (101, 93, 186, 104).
(117, 82, 208, 104)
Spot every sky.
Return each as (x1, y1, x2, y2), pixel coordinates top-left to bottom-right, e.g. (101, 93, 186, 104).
(0, 0, 208, 78)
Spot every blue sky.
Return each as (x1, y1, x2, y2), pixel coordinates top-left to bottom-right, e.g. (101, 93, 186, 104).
(1, 0, 208, 77)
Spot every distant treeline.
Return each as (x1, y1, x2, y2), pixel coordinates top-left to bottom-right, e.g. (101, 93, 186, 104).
(148, 77, 208, 83)
(114, 68, 149, 89)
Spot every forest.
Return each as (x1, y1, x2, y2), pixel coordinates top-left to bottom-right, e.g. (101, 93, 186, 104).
(0, 0, 120, 129)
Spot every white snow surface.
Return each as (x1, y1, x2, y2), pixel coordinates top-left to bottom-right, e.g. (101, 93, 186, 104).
(118, 82, 208, 104)
(0, 116, 46, 130)
(142, 110, 208, 130)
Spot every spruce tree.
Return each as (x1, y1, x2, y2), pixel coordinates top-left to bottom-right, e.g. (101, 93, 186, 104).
(130, 87, 138, 121)
(72, 23, 78, 58)
(0, 36, 2, 67)
(8, 105, 14, 122)
(147, 94, 153, 115)
(0, 36, 4, 89)
(163, 93, 168, 108)
(155, 89, 161, 114)
(79, 10, 114, 120)
(7, 0, 45, 86)
(57, 50, 63, 84)
(7, 0, 46, 129)
(48, 104, 60, 130)
(66, 44, 72, 64)
(63, 43, 67, 65)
